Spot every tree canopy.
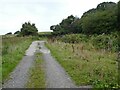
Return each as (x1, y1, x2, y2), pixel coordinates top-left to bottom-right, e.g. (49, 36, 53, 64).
(20, 22, 38, 36)
(14, 31, 20, 35)
(5, 32, 12, 35)
(50, 1, 118, 35)
(50, 15, 81, 35)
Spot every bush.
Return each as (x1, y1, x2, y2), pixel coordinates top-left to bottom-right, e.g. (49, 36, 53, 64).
(60, 34, 88, 43)
(90, 34, 118, 52)
(20, 22, 38, 36)
(59, 33, 118, 52)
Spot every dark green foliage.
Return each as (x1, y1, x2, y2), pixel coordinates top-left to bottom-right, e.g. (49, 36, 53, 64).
(60, 34, 88, 43)
(90, 33, 118, 51)
(117, 1, 120, 86)
(50, 15, 81, 35)
(81, 8, 96, 18)
(50, 2, 118, 35)
(81, 9, 117, 34)
(60, 33, 118, 52)
(20, 22, 38, 36)
(116, 3, 120, 88)
(14, 31, 20, 35)
(81, 2, 117, 35)
(97, 2, 116, 11)
(5, 32, 12, 35)
(118, 1, 120, 27)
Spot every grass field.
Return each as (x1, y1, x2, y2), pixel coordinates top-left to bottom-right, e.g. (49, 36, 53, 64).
(2, 36, 33, 81)
(26, 53, 46, 88)
(46, 40, 118, 88)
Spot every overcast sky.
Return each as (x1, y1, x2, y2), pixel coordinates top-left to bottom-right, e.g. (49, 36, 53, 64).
(0, 0, 118, 35)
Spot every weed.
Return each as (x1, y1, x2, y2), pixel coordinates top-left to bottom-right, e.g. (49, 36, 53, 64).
(46, 39, 118, 88)
(2, 36, 33, 81)
(26, 53, 45, 88)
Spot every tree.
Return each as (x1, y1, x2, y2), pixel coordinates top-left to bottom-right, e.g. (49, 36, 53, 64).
(20, 22, 38, 36)
(14, 31, 20, 35)
(50, 1, 118, 36)
(5, 32, 12, 35)
(82, 8, 96, 18)
(117, 1, 120, 29)
(59, 15, 76, 34)
(117, 1, 120, 86)
(97, 2, 116, 11)
(50, 15, 81, 35)
(80, 2, 117, 35)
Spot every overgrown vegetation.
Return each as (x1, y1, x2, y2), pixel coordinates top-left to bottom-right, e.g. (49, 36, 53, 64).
(2, 36, 33, 81)
(48, 2, 119, 88)
(26, 53, 45, 88)
(46, 36, 119, 88)
(60, 33, 118, 52)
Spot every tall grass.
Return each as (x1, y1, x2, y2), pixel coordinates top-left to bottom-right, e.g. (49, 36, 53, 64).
(2, 36, 33, 81)
(46, 34, 119, 88)
(59, 33, 118, 52)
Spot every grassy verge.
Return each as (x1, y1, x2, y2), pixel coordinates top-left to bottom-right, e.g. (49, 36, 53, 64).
(26, 53, 46, 88)
(2, 36, 33, 81)
(46, 40, 118, 88)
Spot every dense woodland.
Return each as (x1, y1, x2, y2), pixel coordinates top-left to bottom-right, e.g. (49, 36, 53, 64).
(50, 2, 119, 35)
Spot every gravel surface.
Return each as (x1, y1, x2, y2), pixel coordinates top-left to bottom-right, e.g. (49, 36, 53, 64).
(3, 40, 92, 88)
(39, 41, 77, 88)
(3, 41, 38, 88)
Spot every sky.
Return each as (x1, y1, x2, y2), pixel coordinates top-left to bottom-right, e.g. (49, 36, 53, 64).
(0, 0, 118, 35)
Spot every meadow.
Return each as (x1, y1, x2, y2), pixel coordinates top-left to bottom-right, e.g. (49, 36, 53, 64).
(46, 34, 119, 88)
(2, 36, 33, 82)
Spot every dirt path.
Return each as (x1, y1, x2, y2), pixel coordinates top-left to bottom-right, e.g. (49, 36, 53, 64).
(39, 41, 77, 88)
(3, 40, 91, 88)
(3, 40, 76, 88)
(3, 41, 38, 88)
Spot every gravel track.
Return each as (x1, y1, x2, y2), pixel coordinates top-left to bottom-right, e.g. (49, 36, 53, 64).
(3, 41, 38, 88)
(3, 40, 92, 88)
(39, 41, 77, 88)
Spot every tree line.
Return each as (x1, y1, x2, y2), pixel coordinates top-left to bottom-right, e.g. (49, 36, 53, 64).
(50, 1, 119, 35)
(6, 22, 38, 36)
(5, 1, 119, 36)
